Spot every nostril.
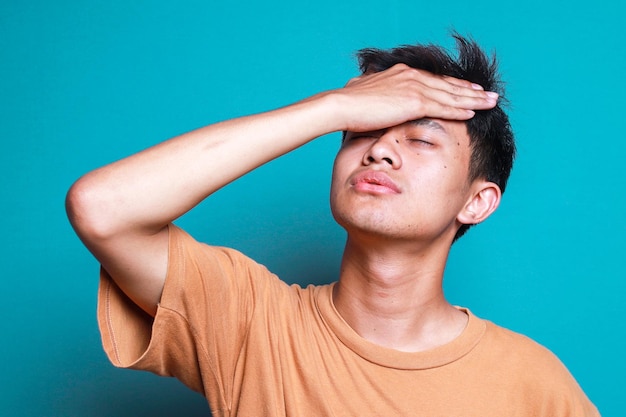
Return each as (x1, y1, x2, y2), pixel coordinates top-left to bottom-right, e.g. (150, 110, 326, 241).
(383, 157, 393, 165)
(367, 156, 375, 163)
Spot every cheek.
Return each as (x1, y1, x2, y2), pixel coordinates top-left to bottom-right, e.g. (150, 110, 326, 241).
(329, 155, 348, 204)
(438, 150, 471, 189)
(406, 163, 469, 211)
(329, 157, 342, 190)
(331, 149, 358, 185)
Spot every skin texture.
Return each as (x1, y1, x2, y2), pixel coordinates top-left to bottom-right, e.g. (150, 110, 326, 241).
(331, 119, 501, 351)
(66, 63, 498, 350)
(332, 119, 476, 242)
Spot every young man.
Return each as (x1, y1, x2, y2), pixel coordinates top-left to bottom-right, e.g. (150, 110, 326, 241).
(67, 35, 599, 416)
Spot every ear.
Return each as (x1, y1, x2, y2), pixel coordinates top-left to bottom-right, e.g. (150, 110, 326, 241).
(457, 181, 502, 226)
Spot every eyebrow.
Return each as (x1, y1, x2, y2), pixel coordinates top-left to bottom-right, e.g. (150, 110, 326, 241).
(409, 118, 448, 134)
(342, 118, 450, 143)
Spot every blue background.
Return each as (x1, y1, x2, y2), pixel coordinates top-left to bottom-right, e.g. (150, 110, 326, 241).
(1, 1, 623, 415)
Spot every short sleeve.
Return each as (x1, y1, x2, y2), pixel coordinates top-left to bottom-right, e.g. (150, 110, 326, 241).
(97, 224, 284, 403)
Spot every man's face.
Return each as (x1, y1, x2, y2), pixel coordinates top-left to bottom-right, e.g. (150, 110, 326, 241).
(330, 118, 477, 244)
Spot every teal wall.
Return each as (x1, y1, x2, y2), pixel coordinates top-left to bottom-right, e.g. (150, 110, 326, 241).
(1, 1, 623, 415)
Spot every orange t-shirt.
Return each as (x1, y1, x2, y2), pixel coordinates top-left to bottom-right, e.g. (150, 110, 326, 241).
(98, 225, 600, 416)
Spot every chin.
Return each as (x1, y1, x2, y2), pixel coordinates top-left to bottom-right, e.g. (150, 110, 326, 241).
(333, 208, 402, 239)
(332, 207, 456, 246)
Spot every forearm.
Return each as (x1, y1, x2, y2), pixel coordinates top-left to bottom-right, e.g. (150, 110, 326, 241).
(67, 92, 342, 238)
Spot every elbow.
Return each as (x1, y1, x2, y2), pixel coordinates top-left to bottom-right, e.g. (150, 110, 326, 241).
(66, 174, 118, 243)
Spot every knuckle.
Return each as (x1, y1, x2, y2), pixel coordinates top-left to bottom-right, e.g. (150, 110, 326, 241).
(345, 75, 363, 86)
(392, 64, 420, 78)
(392, 63, 409, 70)
(449, 93, 462, 103)
(450, 84, 462, 94)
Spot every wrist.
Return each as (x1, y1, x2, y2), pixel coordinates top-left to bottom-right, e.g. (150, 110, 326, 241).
(288, 90, 349, 135)
(319, 90, 355, 132)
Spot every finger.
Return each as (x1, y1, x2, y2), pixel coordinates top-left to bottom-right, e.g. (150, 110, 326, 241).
(419, 86, 498, 112)
(409, 69, 494, 99)
(431, 77, 494, 100)
(422, 100, 477, 120)
(442, 75, 485, 91)
(418, 77, 499, 107)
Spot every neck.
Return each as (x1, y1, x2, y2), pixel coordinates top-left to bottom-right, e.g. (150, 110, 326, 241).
(333, 235, 467, 352)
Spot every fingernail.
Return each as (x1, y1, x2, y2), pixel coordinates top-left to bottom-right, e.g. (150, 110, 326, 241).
(471, 83, 484, 90)
(486, 92, 499, 99)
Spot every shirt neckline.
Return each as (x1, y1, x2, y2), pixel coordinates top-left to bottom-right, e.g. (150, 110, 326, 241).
(315, 283, 486, 370)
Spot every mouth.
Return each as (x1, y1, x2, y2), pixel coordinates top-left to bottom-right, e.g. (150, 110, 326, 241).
(350, 170, 401, 194)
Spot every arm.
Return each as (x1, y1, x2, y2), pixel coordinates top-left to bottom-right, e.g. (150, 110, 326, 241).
(66, 64, 498, 316)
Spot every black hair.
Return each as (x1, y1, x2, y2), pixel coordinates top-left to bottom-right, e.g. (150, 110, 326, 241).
(356, 34, 516, 240)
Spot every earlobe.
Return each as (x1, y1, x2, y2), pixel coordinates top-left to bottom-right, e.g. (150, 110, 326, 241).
(457, 182, 502, 226)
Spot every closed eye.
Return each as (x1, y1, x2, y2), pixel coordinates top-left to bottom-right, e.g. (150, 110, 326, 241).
(408, 138, 434, 146)
(348, 134, 376, 141)
(343, 132, 378, 144)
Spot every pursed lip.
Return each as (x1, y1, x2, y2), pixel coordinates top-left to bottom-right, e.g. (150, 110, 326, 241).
(349, 170, 401, 194)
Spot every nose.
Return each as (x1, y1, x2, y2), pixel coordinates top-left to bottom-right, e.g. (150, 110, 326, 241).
(362, 131, 402, 169)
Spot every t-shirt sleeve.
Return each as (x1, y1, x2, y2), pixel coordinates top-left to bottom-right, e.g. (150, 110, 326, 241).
(483, 322, 601, 417)
(97, 223, 282, 401)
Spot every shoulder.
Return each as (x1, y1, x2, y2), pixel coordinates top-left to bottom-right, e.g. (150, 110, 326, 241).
(483, 319, 553, 353)
(481, 318, 570, 374)
(475, 316, 599, 416)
